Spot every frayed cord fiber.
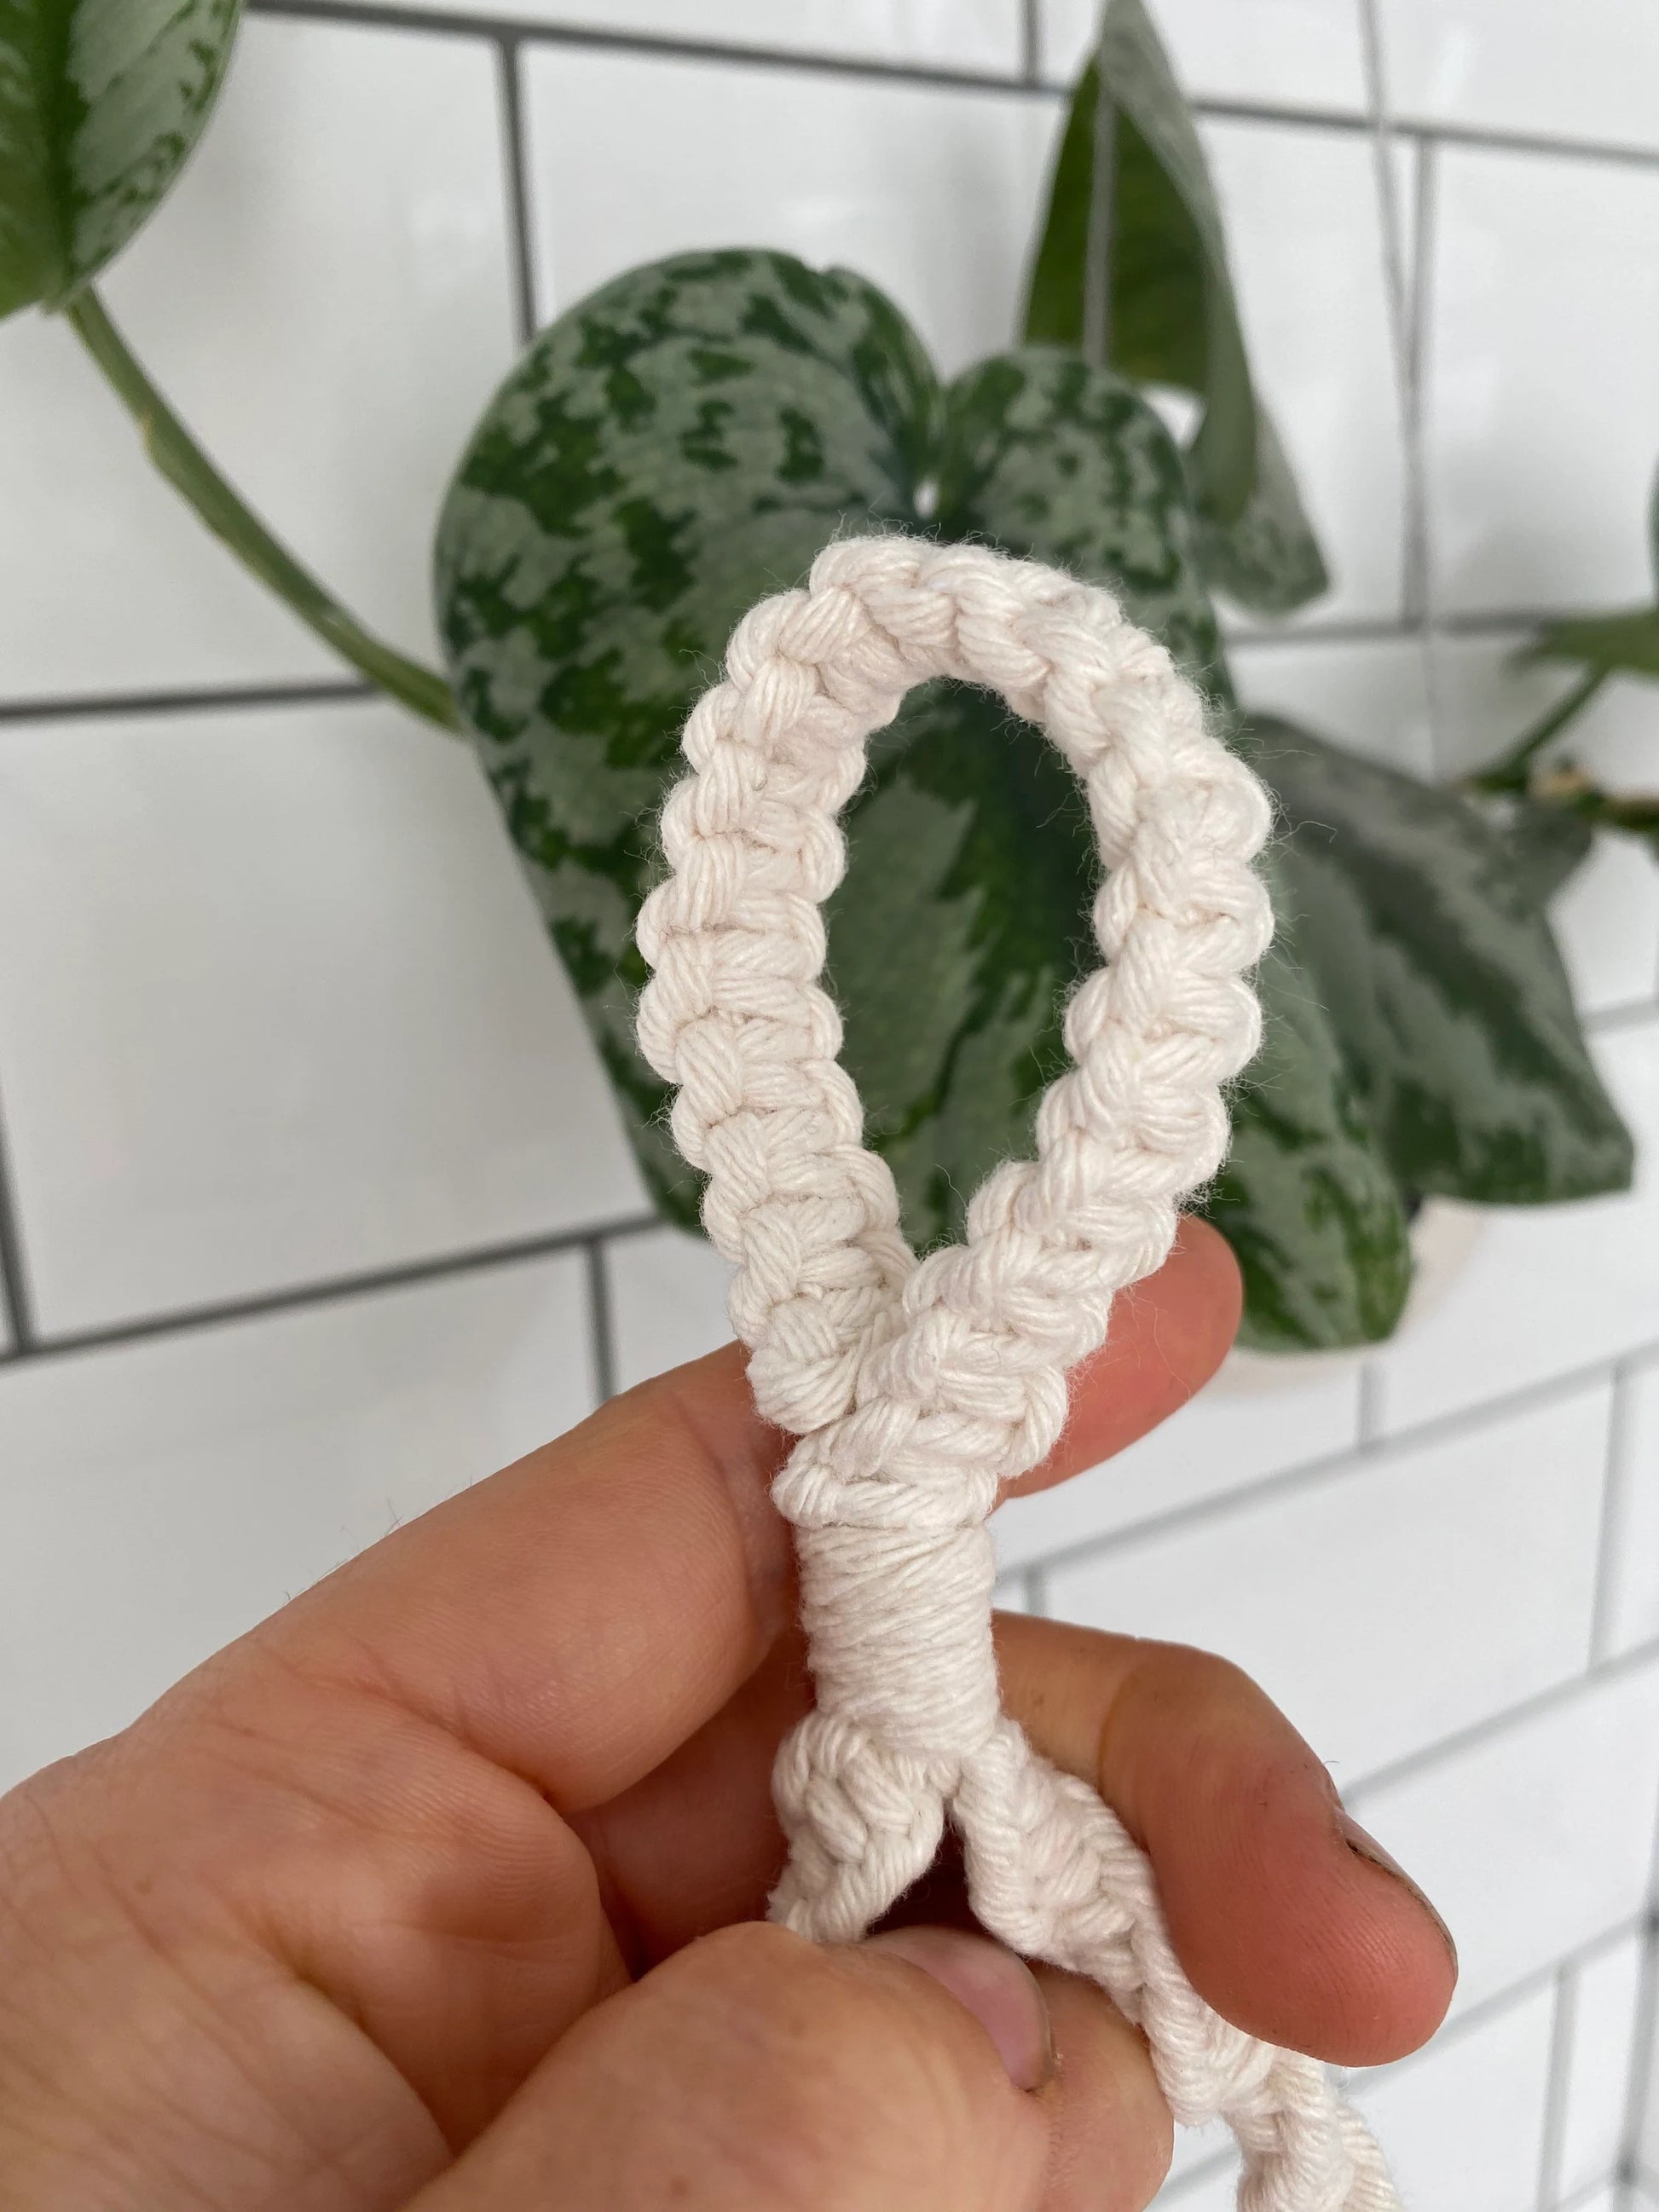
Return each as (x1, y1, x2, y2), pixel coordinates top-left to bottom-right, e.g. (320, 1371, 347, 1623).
(635, 536, 1400, 2212)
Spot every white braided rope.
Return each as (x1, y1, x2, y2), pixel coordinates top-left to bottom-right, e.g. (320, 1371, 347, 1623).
(636, 537, 1398, 2212)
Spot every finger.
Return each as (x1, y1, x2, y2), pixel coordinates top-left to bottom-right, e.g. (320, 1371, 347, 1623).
(402, 1921, 1167, 2212)
(231, 1217, 1238, 1816)
(1034, 1967, 1172, 2212)
(1004, 1213, 1240, 1499)
(579, 1616, 1455, 2072)
(997, 1618, 1459, 2066)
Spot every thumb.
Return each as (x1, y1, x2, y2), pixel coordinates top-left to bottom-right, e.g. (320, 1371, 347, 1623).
(407, 1921, 1169, 2212)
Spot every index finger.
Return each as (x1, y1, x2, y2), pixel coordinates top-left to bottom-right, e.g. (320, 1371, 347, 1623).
(245, 1217, 1242, 1812)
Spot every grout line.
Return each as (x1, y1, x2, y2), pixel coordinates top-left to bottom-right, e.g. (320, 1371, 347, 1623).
(1019, 0, 1040, 87)
(240, 1, 1659, 174)
(0, 1078, 37, 1352)
(1562, 2178, 1635, 2212)
(495, 34, 539, 347)
(584, 1236, 618, 1402)
(1591, 1364, 1638, 1667)
(0, 1211, 660, 1370)
(1165, 1919, 1650, 2204)
(1346, 1631, 1659, 1807)
(1409, 133, 1445, 763)
(1025, 1561, 1050, 1618)
(0, 678, 373, 727)
(1538, 1963, 1581, 2212)
(246, 0, 1064, 96)
(1016, 1337, 1646, 1587)
(1615, 1793, 1659, 2198)
(1365, 1916, 1646, 2082)
(1588, 996, 1659, 1037)
(0, 606, 1608, 738)
(1358, 0, 1442, 748)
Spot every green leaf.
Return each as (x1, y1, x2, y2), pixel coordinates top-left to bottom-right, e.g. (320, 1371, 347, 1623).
(1246, 714, 1634, 1204)
(1530, 606, 1659, 678)
(937, 345, 1230, 698)
(436, 247, 940, 1225)
(1502, 797, 1595, 906)
(438, 251, 1412, 1350)
(0, 0, 240, 320)
(1022, 0, 1327, 615)
(829, 679, 1097, 1250)
(1202, 886, 1412, 1353)
(1192, 406, 1329, 617)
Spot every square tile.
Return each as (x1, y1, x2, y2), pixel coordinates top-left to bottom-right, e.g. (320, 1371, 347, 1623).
(1201, 118, 1409, 627)
(1600, 1354, 1659, 1662)
(992, 1355, 1361, 1574)
(1425, 148, 1659, 620)
(1556, 1932, 1648, 2202)
(1041, 0, 1369, 112)
(1230, 634, 1435, 773)
(0, 1252, 595, 1794)
(1347, 1983, 1555, 2212)
(1043, 1382, 1610, 1786)
(416, 0, 1024, 71)
(606, 1224, 735, 1393)
(1372, 1016, 1659, 1432)
(523, 43, 1059, 376)
(0, 700, 645, 1337)
(1347, 1655, 1659, 2019)
(1644, 1988, 1659, 2185)
(1379, 0, 1659, 153)
(0, 14, 517, 702)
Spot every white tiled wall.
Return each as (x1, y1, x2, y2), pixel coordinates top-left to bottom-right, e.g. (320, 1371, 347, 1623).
(2, 3, 1657, 2205)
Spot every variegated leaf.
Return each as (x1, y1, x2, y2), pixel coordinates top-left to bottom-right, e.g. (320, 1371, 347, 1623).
(1205, 892, 1412, 1352)
(1247, 714, 1634, 1203)
(0, 0, 240, 319)
(1501, 797, 1595, 907)
(937, 346, 1230, 698)
(436, 248, 939, 1223)
(438, 254, 1416, 1347)
(1023, 0, 1327, 616)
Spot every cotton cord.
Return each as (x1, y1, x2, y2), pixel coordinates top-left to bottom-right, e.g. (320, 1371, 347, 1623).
(636, 536, 1399, 2212)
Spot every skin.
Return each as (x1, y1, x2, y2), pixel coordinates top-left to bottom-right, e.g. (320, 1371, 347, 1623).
(0, 1221, 1455, 2212)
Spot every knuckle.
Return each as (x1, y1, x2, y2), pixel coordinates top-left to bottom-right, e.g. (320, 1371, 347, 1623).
(650, 1922, 1030, 2201)
(1108, 2045, 1174, 2212)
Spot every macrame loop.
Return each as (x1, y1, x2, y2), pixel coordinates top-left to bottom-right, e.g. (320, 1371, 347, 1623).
(636, 536, 1400, 2212)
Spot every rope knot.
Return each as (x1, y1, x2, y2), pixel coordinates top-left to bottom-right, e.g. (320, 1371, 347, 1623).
(635, 538, 1398, 2212)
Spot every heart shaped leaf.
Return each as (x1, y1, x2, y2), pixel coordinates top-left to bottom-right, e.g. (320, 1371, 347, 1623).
(1023, 0, 1327, 615)
(937, 345, 1229, 698)
(1246, 714, 1634, 1203)
(0, 0, 241, 320)
(436, 248, 939, 1224)
(438, 251, 1413, 1348)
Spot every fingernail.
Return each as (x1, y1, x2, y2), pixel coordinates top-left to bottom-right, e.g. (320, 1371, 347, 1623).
(864, 1925, 1056, 2091)
(1337, 1811, 1460, 1976)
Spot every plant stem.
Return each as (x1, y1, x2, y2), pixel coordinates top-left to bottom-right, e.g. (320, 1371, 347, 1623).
(1471, 663, 1608, 794)
(63, 287, 462, 733)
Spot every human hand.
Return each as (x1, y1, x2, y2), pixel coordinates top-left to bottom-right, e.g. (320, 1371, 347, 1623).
(0, 1221, 1455, 2212)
